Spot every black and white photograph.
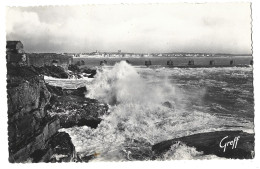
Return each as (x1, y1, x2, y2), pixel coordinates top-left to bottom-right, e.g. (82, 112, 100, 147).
(2, 0, 259, 166)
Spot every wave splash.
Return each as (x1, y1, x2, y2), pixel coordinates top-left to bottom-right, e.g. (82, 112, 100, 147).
(62, 61, 252, 161)
(86, 61, 176, 105)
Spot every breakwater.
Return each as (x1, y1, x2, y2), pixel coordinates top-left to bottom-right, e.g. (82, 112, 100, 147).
(73, 56, 252, 68)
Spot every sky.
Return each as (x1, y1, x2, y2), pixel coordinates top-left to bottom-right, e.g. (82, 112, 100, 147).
(6, 3, 252, 54)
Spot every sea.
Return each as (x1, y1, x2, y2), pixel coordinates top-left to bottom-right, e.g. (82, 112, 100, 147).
(54, 56, 254, 161)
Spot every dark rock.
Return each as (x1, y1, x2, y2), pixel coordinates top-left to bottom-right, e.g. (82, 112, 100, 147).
(45, 82, 108, 129)
(67, 64, 96, 79)
(152, 130, 254, 159)
(30, 149, 47, 162)
(76, 153, 97, 162)
(162, 101, 174, 109)
(32, 65, 68, 78)
(7, 64, 76, 163)
(121, 138, 153, 161)
(68, 64, 80, 72)
(63, 86, 87, 97)
(46, 84, 63, 96)
(30, 132, 76, 162)
(47, 95, 108, 128)
(9, 117, 61, 162)
(82, 68, 96, 78)
(7, 64, 39, 80)
(48, 132, 76, 162)
(7, 63, 103, 162)
(7, 64, 69, 81)
(7, 74, 52, 154)
(46, 84, 87, 97)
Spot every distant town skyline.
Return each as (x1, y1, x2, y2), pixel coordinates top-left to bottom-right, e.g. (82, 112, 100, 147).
(6, 3, 252, 54)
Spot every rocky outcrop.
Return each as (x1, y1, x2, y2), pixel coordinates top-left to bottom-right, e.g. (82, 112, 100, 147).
(82, 68, 96, 78)
(32, 65, 69, 78)
(68, 64, 97, 79)
(7, 63, 69, 80)
(7, 63, 106, 162)
(68, 64, 80, 73)
(9, 117, 61, 162)
(46, 85, 109, 128)
(30, 132, 76, 162)
(152, 130, 254, 159)
(121, 138, 153, 161)
(7, 64, 76, 163)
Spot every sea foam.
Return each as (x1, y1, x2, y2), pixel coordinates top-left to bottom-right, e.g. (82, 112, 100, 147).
(61, 61, 253, 161)
(85, 61, 176, 105)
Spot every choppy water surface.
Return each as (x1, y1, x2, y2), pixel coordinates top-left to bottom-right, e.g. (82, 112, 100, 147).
(61, 61, 254, 161)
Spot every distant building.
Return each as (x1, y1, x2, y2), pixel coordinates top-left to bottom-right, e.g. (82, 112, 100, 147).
(90, 50, 101, 56)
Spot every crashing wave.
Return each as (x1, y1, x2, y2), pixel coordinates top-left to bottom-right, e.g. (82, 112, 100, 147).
(61, 61, 253, 161)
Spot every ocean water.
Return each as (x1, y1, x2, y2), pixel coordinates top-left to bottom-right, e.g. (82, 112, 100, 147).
(60, 60, 254, 161)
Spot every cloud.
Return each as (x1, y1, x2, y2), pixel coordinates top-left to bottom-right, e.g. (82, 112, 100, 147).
(6, 3, 252, 54)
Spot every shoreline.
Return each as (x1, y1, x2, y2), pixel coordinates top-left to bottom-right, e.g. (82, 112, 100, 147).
(6, 63, 255, 162)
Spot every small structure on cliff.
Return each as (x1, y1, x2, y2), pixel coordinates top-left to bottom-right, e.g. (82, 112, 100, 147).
(6, 41, 27, 65)
(6, 41, 73, 70)
(6, 41, 25, 54)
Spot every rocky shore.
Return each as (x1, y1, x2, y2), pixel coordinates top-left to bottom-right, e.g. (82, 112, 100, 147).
(7, 63, 105, 162)
(7, 63, 254, 162)
(46, 85, 109, 128)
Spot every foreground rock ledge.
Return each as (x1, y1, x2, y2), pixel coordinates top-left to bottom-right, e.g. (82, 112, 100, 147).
(152, 130, 254, 159)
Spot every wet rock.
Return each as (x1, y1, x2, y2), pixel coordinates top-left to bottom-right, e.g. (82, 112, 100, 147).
(46, 84, 63, 96)
(67, 64, 96, 79)
(76, 153, 96, 162)
(46, 84, 87, 97)
(7, 64, 75, 163)
(46, 82, 108, 129)
(9, 117, 60, 162)
(7, 63, 69, 80)
(162, 101, 174, 109)
(30, 132, 76, 162)
(152, 130, 254, 159)
(82, 68, 96, 78)
(32, 65, 68, 78)
(68, 64, 80, 72)
(48, 95, 109, 128)
(7, 64, 103, 162)
(7, 74, 52, 155)
(63, 86, 87, 97)
(122, 138, 153, 161)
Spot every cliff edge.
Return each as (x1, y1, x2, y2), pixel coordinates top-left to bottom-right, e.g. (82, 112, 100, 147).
(7, 63, 76, 162)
